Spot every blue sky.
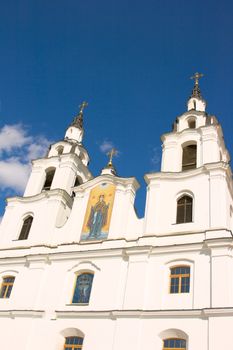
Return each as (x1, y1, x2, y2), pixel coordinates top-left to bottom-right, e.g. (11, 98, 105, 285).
(0, 0, 233, 218)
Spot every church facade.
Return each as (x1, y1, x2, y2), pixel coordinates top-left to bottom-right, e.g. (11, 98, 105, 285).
(0, 75, 232, 350)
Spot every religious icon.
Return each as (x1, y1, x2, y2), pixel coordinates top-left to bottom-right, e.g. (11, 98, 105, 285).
(72, 273, 94, 304)
(81, 183, 116, 241)
(87, 194, 109, 239)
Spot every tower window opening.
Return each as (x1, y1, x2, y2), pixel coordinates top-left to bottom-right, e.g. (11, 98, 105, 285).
(43, 168, 56, 191)
(176, 195, 193, 224)
(74, 176, 82, 187)
(70, 144, 76, 153)
(18, 216, 33, 240)
(188, 118, 196, 129)
(57, 146, 64, 155)
(182, 144, 197, 171)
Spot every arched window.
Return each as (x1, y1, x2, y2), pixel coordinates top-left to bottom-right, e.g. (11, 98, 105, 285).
(64, 336, 83, 350)
(170, 266, 190, 294)
(0, 276, 15, 298)
(74, 176, 82, 187)
(18, 216, 33, 240)
(188, 118, 196, 129)
(72, 272, 94, 304)
(176, 195, 193, 223)
(163, 338, 186, 349)
(43, 168, 56, 191)
(57, 146, 64, 155)
(70, 144, 76, 153)
(182, 144, 197, 171)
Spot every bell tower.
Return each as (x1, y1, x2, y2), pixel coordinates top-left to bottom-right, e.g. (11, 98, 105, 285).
(144, 73, 232, 235)
(161, 73, 229, 173)
(24, 102, 92, 197)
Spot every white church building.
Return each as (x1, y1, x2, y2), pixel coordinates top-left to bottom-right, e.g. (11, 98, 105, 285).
(0, 74, 232, 350)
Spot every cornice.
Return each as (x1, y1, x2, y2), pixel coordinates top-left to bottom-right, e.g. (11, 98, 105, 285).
(0, 231, 232, 262)
(6, 189, 73, 207)
(144, 162, 230, 184)
(0, 310, 44, 318)
(73, 174, 140, 193)
(55, 307, 233, 319)
(0, 307, 231, 319)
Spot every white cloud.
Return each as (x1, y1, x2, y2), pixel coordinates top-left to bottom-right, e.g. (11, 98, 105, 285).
(0, 124, 51, 193)
(27, 136, 50, 161)
(99, 140, 114, 153)
(0, 157, 30, 192)
(0, 124, 32, 153)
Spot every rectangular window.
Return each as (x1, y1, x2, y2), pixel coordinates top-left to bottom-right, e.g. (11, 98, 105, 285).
(0, 276, 15, 298)
(64, 336, 83, 350)
(170, 266, 190, 294)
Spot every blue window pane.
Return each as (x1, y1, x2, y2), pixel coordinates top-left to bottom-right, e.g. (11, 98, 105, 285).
(72, 273, 94, 304)
(6, 285, 13, 298)
(181, 277, 190, 293)
(65, 336, 83, 348)
(164, 338, 186, 348)
(77, 337, 83, 345)
(170, 339, 175, 347)
(170, 277, 179, 293)
(0, 286, 7, 298)
(181, 339, 186, 347)
(171, 267, 179, 275)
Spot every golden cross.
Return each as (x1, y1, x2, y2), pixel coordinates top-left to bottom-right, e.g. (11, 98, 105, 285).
(107, 148, 117, 165)
(190, 72, 204, 85)
(79, 101, 88, 114)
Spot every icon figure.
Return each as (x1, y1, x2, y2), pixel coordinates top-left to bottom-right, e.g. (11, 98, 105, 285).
(87, 194, 109, 239)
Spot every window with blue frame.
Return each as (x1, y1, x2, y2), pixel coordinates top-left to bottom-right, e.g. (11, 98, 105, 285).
(72, 272, 94, 304)
(163, 338, 186, 349)
(0, 276, 15, 298)
(64, 336, 83, 350)
(170, 266, 190, 293)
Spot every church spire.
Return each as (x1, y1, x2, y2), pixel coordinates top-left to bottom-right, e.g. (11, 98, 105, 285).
(69, 101, 88, 130)
(101, 148, 117, 176)
(190, 72, 204, 99)
(187, 72, 206, 112)
(65, 101, 88, 143)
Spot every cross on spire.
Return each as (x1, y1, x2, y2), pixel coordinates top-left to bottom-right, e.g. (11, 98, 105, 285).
(190, 72, 204, 99)
(79, 101, 88, 114)
(190, 72, 204, 86)
(107, 148, 117, 166)
(70, 101, 88, 130)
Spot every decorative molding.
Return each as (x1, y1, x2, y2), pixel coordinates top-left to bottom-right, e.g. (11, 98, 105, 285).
(55, 307, 233, 319)
(0, 310, 44, 318)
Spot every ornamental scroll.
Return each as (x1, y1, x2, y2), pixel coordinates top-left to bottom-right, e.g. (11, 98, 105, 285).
(81, 183, 116, 241)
